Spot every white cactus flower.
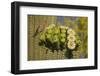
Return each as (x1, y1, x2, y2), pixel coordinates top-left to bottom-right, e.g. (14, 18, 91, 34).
(67, 41, 76, 49)
(67, 28, 75, 35)
(67, 34, 76, 41)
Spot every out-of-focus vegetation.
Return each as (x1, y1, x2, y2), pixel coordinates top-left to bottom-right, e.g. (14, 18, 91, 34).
(64, 17, 88, 58)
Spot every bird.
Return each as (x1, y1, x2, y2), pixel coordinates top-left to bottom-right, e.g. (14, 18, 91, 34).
(33, 25, 44, 37)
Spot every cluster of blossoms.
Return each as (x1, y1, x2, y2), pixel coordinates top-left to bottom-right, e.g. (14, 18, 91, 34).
(39, 24, 81, 52)
(67, 28, 76, 50)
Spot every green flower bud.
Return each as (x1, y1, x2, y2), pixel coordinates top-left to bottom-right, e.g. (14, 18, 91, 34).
(47, 29, 52, 34)
(53, 35, 59, 42)
(60, 38, 66, 43)
(40, 34, 45, 41)
(46, 34, 51, 39)
(61, 29, 66, 33)
(60, 33, 66, 37)
(54, 28, 60, 34)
